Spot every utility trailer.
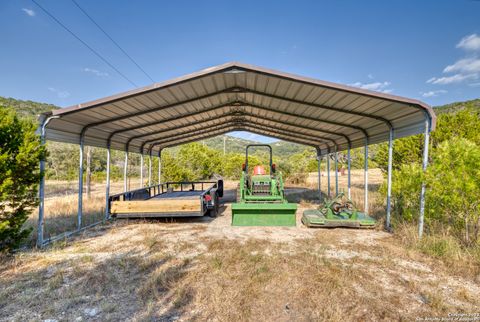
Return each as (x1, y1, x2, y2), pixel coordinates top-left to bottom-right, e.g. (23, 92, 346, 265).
(109, 180, 223, 218)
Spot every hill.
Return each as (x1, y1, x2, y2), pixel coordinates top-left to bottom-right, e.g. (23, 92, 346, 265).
(199, 135, 309, 155)
(0, 96, 59, 120)
(433, 98, 480, 114)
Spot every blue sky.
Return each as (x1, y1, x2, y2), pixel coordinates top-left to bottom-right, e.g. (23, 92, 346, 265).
(1, 0, 479, 143)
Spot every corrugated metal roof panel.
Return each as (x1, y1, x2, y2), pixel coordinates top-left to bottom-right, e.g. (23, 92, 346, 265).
(43, 62, 435, 155)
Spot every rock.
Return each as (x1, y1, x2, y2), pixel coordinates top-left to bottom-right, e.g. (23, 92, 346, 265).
(84, 308, 99, 317)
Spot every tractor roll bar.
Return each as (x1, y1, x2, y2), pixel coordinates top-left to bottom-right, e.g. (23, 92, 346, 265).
(245, 144, 273, 174)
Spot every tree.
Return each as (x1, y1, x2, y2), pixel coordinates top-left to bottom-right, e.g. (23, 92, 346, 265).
(426, 138, 480, 245)
(374, 109, 480, 173)
(388, 138, 480, 245)
(0, 108, 46, 251)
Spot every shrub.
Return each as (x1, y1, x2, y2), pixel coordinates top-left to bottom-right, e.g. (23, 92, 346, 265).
(426, 138, 480, 245)
(0, 108, 46, 251)
(389, 138, 480, 245)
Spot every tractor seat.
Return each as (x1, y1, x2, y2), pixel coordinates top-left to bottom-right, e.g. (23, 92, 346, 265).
(253, 165, 266, 175)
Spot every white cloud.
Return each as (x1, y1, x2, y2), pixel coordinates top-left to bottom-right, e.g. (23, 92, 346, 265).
(83, 67, 109, 77)
(427, 34, 480, 85)
(48, 87, 70, 98)
(469, 82, 480, 87)
(426, 73, 478, 85)
(348, 81, 392, 93)
(22, 8, 35, 16)
(367, 74, 374, 80)
(443, 58, 480, 74)
(421, 90, 447, 98)
(456, 34, 480, 51)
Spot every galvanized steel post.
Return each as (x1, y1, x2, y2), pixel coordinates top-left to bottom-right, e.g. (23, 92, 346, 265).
(327, 153, 331, 197)
(37, 115, 58, 248)
(158, 149, 162, 184)
(140, 154, 144, 188)
(105, 144, 111, 220)
(419, 116, 431, 238)
(347, 145, 351, 199)
(386, 128, 394, 230)
(148, 150, 152, 186)
(364, 138, 369, 215)
(123, 150, 128, 192)
(334, 147, 339, 196)
(78, 136, 84, 229)
(316, 147, 322, 202)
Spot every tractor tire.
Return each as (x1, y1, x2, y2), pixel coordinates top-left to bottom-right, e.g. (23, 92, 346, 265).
(236, 183, 241, 203)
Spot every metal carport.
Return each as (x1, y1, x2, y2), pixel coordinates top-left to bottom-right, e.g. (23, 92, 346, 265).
(37, 62, 436, 246)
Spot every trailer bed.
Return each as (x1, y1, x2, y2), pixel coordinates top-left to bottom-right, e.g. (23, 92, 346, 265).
(153, 190, 205, 200)
(109, 181, 222, 219)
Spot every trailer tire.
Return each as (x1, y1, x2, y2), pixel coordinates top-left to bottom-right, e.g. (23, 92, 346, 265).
(208, 190, 219, 218)
(217, 179, 224, 198)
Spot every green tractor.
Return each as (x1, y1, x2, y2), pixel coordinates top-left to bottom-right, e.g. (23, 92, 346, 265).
(302, 192, 376, 228)
(231, 144, 297, 226)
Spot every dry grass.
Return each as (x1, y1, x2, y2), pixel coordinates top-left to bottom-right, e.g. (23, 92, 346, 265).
(2, 169, 479, 321)
(2, 222, 479, 321)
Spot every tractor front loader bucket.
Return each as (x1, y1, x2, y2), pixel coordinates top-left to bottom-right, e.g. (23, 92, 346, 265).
(232, 203, 297, 226)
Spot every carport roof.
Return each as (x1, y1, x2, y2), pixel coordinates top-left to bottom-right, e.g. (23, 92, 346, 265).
(42, 62, 436, 156)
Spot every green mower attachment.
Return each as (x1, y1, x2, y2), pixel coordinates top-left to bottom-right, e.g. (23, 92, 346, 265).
(232, 144, 297, 226)
(302, 192, 376, 228)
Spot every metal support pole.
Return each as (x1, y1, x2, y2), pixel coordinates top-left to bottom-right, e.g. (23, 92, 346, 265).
(158, 150, 162, 184)
(123, 151, 128, 192)
(386, 128, 394, 230)
(327, 153, 331, 197)
(140, 154, 144, 188)
(364, 138, 369, 215)
(105, 144, 111, 220)
(36, 115, 58, 248)
(316, 148, 322, 202)
(347, 145, 351, 199)
(419, 117, 430, 238)
(148, 151, 152, 186)
(78, 137, 84, 230)
(334, 148, 339, 196)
